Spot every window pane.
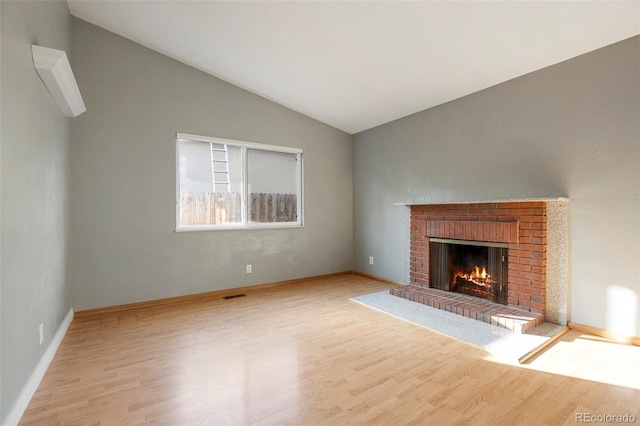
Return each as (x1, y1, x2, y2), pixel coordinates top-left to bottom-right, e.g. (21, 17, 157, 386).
(178, 140, 242, 226)
(247, 149, 298, 223)
(176, 133, 303, 230)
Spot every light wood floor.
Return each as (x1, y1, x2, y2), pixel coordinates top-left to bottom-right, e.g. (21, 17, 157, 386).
(20, 274, 640, 425)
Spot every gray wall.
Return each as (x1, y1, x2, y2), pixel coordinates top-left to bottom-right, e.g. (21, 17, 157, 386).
(70, 19, 353, 311)
(0, 1, 3, 417)
(1, 1, 72, 422)
(353, 36, 640, 336)
(1, 1, 3, 417)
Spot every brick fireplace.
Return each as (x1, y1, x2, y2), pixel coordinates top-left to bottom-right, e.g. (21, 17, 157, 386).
(390, 199, 568, 332)
(411, 201, 547, 312)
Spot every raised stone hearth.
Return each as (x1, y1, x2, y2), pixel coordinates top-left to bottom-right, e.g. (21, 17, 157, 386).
(390, 285, 544, 333)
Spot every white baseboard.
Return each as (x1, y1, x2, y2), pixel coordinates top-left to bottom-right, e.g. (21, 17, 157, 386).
(3, 308, 74, 426)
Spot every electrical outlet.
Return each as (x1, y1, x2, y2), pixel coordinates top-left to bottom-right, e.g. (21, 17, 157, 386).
(246, 264, 252, 274)
(39, 323, 44, 346)
(369, 256, 374, 265)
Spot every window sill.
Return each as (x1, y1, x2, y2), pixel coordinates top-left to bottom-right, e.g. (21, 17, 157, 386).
(175, 223, 304, 232)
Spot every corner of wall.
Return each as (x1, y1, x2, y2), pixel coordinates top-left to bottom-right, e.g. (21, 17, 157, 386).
(2, 309, 73, 426)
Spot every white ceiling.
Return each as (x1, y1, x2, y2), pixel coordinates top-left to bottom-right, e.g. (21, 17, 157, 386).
(68, 1, 640, 134)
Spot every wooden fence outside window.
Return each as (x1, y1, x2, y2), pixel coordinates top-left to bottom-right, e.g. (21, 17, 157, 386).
(180, 192, 297, 226)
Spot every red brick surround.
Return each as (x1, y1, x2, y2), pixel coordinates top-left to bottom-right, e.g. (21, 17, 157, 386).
(410, 202, 547, 314)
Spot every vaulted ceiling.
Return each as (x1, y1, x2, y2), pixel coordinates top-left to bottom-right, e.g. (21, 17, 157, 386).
(68, 1, 639, 134)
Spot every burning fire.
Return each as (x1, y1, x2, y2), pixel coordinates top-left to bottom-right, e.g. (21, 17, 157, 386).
(454, 266, 492, 287)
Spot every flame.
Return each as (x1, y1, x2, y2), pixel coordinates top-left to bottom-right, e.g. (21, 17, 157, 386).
(454, 265, 492, 287)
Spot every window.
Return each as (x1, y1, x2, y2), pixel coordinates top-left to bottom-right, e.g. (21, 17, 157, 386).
(176, 133, 303, 230)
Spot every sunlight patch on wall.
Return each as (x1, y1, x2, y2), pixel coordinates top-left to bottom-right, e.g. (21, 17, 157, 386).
(606, 285, 638, 336)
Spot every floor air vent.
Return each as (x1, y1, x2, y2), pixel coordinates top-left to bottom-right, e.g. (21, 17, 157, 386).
(223, 293, 247, 300)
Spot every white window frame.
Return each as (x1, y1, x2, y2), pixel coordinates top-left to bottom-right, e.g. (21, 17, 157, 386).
(175, 132, 304, 231)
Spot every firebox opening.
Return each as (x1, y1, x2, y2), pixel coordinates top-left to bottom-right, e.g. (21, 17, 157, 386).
(429, 239, 508, 305)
